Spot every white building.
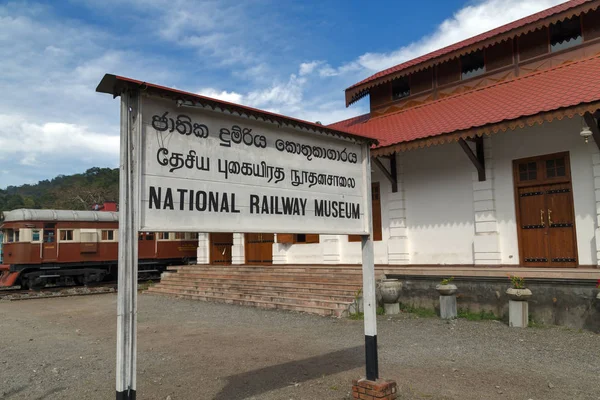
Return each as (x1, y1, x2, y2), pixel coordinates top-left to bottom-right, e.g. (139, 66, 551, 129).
(197, 0, 600, 276)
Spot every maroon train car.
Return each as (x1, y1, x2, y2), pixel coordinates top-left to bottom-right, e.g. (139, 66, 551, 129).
(0, 208, 198, 289)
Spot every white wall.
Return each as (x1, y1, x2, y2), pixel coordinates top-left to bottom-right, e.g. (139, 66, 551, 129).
(275, 242, 324, 264)
(199, 117, 597, 266)
(281, 165, 391, 264)
(492, 117, 597, 265)
(403, 144, 475, 264)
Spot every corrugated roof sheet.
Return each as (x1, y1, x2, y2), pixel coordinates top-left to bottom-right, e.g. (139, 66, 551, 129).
(1, 209, 119, 223)
(330, 54, 600, 153)
(345, 0, 599, 105)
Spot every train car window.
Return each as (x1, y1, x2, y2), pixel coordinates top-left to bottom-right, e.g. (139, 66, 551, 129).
(184, 232, 199, 240)
(157, 232, 169, 240)
(138, 233, 144, 241)
(4, 229, 19, 243)
(174, 232, 185, 240)
(145, 233, 155, 241)
(32, 229, 41, 242)
(59, 230, 74, 241)
(101, 230, 115, 241)
(44, 231, 55, 243)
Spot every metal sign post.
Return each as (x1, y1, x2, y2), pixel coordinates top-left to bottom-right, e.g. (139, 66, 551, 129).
(96, 74, 379, 399)
(360, 144, 378, 381)
(116, 90, 141, 400)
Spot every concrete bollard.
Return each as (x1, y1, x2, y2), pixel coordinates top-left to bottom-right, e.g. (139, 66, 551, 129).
(509, 300, 529, 328)
(439, 295, 457, 319)
(384, 302, 400, 315)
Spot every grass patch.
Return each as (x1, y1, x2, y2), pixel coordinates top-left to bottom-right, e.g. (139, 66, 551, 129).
(348, 307, 387, 320)
(399, 303, 437, 318)
(528, 315, 545, 328)
(457, 309, 500, 321)
(138, 280, 155, 291)
(348, 312, 363, 320)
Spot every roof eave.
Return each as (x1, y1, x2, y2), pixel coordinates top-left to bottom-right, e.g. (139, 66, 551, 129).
(97, 74, 378, 145)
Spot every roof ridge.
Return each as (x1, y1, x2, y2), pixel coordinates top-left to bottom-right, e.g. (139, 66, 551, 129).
(328, 112, 370, 127)
(369, 52, 600, 123)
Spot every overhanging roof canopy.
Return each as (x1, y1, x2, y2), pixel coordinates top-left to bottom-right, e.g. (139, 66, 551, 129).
(96, 74, 378, 146)
(330, 54, 600, 156)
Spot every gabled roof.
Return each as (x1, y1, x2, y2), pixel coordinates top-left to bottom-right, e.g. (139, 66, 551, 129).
(330, 54, 600, 156)
(345, 0, 599, 106)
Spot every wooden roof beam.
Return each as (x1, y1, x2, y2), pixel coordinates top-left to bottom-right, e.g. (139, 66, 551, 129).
(372, 156, 398, 193)
(459, 136, 486, 181)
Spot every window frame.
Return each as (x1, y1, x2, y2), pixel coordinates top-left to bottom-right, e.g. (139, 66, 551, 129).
(460, 50, 486, 80)
(549, 16, 583, 53)
(59, 229, 74, 242)
(157, 232, 171, 241)
(391, 77, 410, 100)
(514, 152, 571, 188)
(101, 229, 115, 242)
(31, 229, 41, 243)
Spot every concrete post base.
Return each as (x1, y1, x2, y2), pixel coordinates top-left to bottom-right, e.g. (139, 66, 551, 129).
(440, 295, 457, 319)
(352, 378, 397, 400)
(509, 300, 529, 328)
(384, 303, 400, 315)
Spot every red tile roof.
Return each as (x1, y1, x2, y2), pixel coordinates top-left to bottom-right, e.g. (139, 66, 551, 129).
(330, 54, 600, 153)
(345, 0, 598, 105)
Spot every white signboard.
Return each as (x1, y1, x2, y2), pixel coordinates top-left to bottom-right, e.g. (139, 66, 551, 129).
(139, 95, 369, 234)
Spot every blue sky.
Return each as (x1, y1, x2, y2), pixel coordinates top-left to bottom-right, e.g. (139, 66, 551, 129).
(0, 0, 565, 188)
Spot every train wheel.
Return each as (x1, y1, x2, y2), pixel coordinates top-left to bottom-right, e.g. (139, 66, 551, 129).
(27, 277, 46, 291)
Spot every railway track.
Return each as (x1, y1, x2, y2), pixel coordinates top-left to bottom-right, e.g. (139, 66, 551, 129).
(0, 279, 158, 301)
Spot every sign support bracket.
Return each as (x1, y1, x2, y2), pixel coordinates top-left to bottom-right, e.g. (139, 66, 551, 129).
(116, 90, 141, 400)
(361, 144, 379, 381)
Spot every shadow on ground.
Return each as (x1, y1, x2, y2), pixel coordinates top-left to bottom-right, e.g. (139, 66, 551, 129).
(213, 346, 363, 400)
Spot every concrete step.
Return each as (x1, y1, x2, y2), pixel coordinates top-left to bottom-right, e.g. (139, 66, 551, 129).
(153, 264, 383, 317)
(168, 265, 366, 273)
(167, 267, 362, 275)
(163, 271, 362, 283)
(146, 288, 348, 317)
(158, 275, 361, 290)
(151, 282, 357, 301)
(147, 286, 352, 308)
(167, 264, 408, 275)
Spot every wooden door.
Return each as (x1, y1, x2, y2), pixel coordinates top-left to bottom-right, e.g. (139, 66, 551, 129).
(138, 232, 156, 259)
(517, 186, 549, 265)
(210, 233, 233, 265)
(245, 233, 274, 265)
(514, 152, 577, 267)
(42, 224, 58, 261)
(546, 184, 577, 265)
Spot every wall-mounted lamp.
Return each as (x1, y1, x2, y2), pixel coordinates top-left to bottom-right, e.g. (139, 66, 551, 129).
(581, 118, 593, 143)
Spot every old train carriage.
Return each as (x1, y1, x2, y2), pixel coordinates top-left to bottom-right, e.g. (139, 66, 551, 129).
(0, 209, 198, 289)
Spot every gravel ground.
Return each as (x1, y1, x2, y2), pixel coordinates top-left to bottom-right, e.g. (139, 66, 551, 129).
(1, 293, 599, 400)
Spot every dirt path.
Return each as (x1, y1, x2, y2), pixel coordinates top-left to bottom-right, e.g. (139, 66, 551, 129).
(1, 293, 599, 399)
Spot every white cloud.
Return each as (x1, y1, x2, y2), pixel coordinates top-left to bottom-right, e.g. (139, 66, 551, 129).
(299, 61, 322, 76)
(0, 0, 572, 188)
(324, 0, 567, 75)
(197, 88, 244, 104)
(0, 114, 119, 161)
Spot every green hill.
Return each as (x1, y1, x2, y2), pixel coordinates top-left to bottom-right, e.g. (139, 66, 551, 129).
(0, 167, 119, 212)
